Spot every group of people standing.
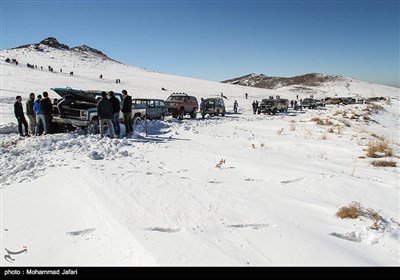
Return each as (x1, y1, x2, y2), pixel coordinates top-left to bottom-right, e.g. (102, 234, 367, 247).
(96, 89, 132, 138)
(14, 92, 52, 137)
(14, 89, 133, 139)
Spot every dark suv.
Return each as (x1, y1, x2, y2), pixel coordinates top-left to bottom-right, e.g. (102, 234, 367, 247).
(201, 97, 226, 118)
(165, 93, 198, 120)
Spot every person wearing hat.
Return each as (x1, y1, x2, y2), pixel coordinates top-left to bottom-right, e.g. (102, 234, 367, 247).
(14, 95, 29, 137)
(33, 94, 47, 135)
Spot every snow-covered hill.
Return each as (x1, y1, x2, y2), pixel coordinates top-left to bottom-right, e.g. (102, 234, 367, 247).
(0, 38, 399, 266)
(222, 73, 399, 98)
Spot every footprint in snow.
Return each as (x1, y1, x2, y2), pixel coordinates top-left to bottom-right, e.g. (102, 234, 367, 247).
(143, 227, 181, 233)
(66, 228, 96, 236)
(227, 223, 270, 230)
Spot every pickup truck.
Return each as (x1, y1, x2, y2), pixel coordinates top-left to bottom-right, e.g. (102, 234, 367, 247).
(50, 87, 124, 133)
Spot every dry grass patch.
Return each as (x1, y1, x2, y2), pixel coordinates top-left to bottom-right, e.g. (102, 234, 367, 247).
(371, 160, 396, 167)
(311, 117, 333, 126)
(367, 103, 384, 113)
(367, 138, 393, 157)
(337, 202, 362, 219)
(215, 159, 226, 168)
(337, 202, 382, 223)
(333, 124, 343, 135)
(289, 120, 296, 131)
(276, 128, 284, 135)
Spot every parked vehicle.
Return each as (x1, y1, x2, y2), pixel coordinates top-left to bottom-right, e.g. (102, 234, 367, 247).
(257, 97, 288, 114)
(276, 98, 289, 112)
(257, 99, 278, 115)
(315, 99, 326, 107)
(165, 92, 198, 120)
(50, 87, 123, 133)
(131, 98, 168, 123)
(201, 97, 226, 119)
(301, 98, 317, 109)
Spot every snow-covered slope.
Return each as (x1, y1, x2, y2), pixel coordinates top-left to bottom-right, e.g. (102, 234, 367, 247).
(0, 40, 399, 266)
(222, 73, 399, 99)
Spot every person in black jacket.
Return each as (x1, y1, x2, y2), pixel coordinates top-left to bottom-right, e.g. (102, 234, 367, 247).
(121, 89, 132, 135)
(40, 91, 52, 133)
(26, 92, 36, 135)
(14, 96, 29, 137)
(108, 91, 121, 138)
(97, 91, 114, 138)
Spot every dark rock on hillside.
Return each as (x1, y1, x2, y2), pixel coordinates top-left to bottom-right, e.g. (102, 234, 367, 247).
(38, 37, 70, 50)
(11, 37, 114, 61)
(71, 45, 107, 57)
(222, 73, 343, 90)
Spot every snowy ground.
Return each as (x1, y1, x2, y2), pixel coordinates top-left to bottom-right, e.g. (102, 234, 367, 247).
(0, 44, 399, 266)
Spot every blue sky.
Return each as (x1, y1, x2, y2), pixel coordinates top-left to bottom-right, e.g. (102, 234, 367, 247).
(1, 0, 399, 87)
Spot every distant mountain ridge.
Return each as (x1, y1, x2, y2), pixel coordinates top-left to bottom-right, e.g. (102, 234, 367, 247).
(13, 37, 110, 59)
(222, 73, 350, 90)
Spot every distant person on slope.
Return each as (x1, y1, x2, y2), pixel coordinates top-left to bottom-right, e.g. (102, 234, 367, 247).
(121, 89, 133, 136)
(97, 91, 114, 138)
(26, 92, 36, 135)
(14, 95, 29, 137)
(233, 100, 238, 113)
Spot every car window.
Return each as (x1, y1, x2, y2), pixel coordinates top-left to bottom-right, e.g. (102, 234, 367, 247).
(149, 100, 155, 108)
(167, 96, 184, 102)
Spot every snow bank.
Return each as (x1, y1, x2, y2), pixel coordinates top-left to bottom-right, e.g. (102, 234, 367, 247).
(0, 133, 132, 186)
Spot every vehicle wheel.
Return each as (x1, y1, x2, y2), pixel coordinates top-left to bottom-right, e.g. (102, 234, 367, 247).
(159, 114, 165, 121)
(87, 118, 99, 134)
(178, 109, 184, 120)
(222, 109, 225, 116)
(133, 116, 142, 126)
(191, 110, 197, 119)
